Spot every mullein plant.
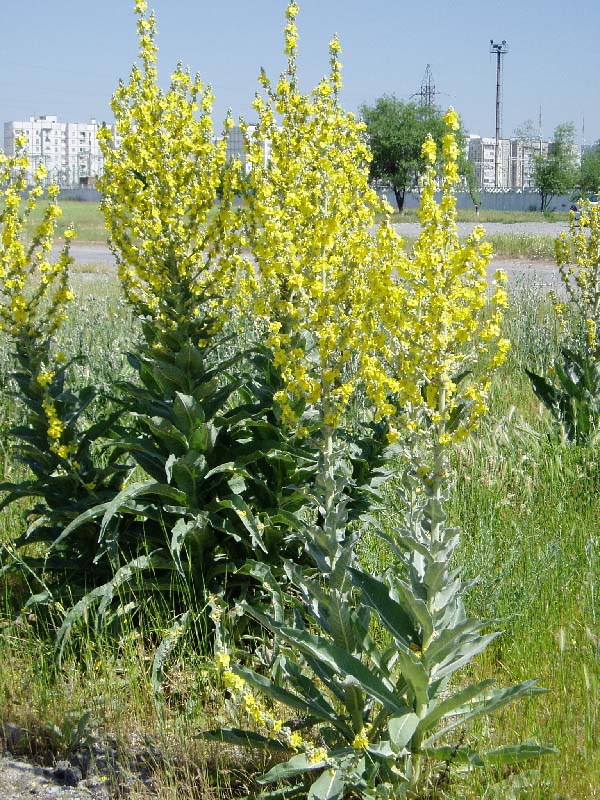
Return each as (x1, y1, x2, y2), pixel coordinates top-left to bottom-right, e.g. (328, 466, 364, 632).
(0, 142, 129, 618)
(202, 6, 554, 797)
(526, 197, 600, 442)
(50, 0, 323, 651)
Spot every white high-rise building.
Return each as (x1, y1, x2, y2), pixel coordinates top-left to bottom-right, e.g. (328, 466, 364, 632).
(3, 115, 121, 187)
(468, 134, 551, 190)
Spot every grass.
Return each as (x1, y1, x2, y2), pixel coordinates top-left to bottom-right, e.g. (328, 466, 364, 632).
(27, 200, 108, 243)
(1, 277, 599, 797)
(402, 233, 558, 261)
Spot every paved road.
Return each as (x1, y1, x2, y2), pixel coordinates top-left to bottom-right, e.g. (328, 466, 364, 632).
(58, 233, 563, 291)
(56, 220, 570, 268)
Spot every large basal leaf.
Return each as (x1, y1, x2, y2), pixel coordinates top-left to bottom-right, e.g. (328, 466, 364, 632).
(170, 517, 199, 576)
(55, 554, 156, 663)
(99, 481, 187, 540)
(482, 742, 558, 766)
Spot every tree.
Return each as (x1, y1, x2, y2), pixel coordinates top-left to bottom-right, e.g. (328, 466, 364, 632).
(533, 122, 579, 211)
(513, 118, 540, 146)
(580, 140, 600, 195)
(359, 96, 468, 212)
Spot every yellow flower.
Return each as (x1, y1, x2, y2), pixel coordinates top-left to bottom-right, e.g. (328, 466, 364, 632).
(216, 651, 230, 670)
(443, 107, 460, 130)
(352, 729, 369, 749)
(421, 135, 437, 164)
(37, 370, 55, 388)
(289, 731, 304, 750)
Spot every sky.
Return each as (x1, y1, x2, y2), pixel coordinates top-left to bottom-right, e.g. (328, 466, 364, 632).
(1, 0, 599, 145)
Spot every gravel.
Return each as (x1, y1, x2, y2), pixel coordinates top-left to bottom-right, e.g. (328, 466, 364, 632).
(0, 724, 159, 799)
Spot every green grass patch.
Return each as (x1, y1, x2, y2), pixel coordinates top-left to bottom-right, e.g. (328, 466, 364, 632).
(26, 200, 107, 243)
(401, 232, 557, 261)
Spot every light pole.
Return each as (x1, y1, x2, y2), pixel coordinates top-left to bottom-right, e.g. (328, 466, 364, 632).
(490, 39, 508, 189)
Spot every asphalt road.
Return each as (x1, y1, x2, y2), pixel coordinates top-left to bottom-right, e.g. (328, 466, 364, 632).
(57, 223, 565, 290)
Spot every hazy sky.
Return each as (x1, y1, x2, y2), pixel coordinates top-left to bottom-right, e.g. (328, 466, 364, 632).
(1, 0, 598, 144)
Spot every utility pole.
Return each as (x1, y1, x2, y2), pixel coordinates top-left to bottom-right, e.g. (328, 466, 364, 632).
(490, 39, 508, 188)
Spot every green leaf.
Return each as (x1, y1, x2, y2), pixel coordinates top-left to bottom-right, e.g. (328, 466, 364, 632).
(389, 577, 434, 645)
(395, 647, 430, 708)
(483, 742, 558, 766)
(174, 342, 206, 376)
(219, 496, 267, 553)
(242, 605, 408, 715)
(414, 679, 494, 739)
(421, 745, 484, 767)
(173, 392, 205, 438)
(431, 631, 501, 681)
(170, 518, 194, 576)
(388, 713, 419, 752)
(141, 416, 188, 453)
(196, 727, 288, 752)
(55, 554, 155, 663)
(241, 561, 285, 623)
(423, 680, 546, 747)
(47, 501, 112, 554)
(231, 665, 341, 730)
(349, 568, 415, 648)
(307, 768, 346, 800)
(259, 752, 328, 784)
(99, 481, 186, 541)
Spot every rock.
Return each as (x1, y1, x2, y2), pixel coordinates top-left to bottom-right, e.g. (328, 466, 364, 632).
(48, 759, 83, 786)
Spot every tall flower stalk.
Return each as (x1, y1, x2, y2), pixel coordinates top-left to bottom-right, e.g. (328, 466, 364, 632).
(98, 0, 245, 348)
(242, 1, 397, 541)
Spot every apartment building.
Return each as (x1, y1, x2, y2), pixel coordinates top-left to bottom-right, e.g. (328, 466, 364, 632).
(3, 115, 120, 187)
(468, 134, 550, 190)
(225, 125, 271, 173)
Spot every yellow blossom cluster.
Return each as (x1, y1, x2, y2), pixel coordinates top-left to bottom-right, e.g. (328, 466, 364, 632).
(366, 109, 510, 442)
(98, 0, 246, 342)
(216, 651, 328, 763)
(242, 1, 393, 428)
(555, 197, 600, 353)
(0, 142, 75, 342)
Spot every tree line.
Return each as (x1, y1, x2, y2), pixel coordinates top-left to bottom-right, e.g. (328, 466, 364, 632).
(360, 97, 597, 212)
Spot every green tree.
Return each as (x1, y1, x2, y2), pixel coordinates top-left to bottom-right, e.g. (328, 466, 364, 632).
(533, 122, 579, 211)
(359, 96, 469, 211)
(513, 118, 540, 146)
(580, 140, 600, 195)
